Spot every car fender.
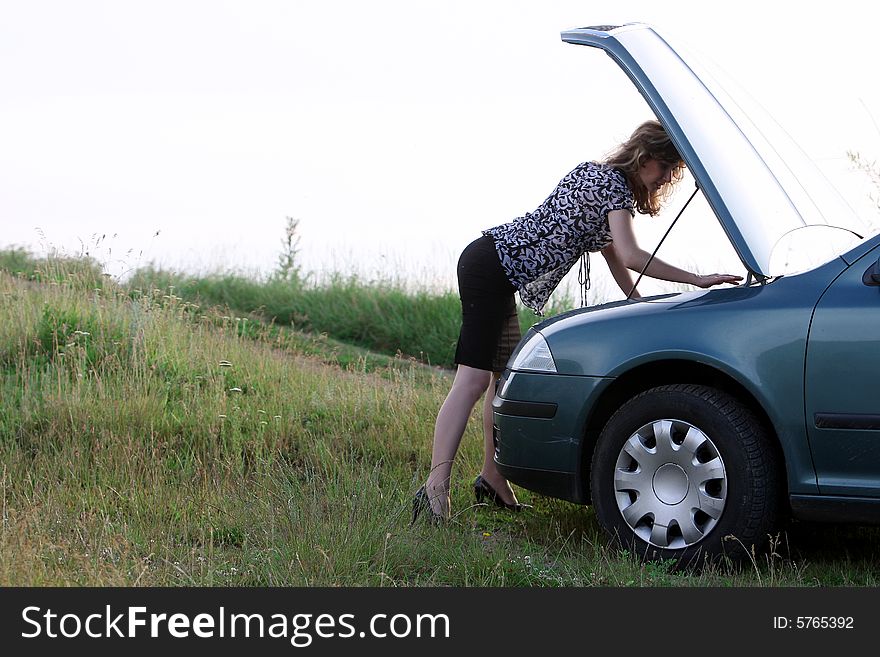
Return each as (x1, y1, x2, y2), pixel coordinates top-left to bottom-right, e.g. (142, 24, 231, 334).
(537, 267, 846, 495)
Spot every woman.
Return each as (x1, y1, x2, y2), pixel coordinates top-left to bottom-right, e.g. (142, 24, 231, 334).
(412, 120, 742, 523)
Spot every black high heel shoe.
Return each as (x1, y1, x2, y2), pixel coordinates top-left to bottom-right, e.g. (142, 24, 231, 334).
(411, 485, 445, 525)
(473, 475, 530, 512)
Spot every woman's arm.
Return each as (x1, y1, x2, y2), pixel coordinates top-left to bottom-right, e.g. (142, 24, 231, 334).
(601, 243, 641, 299)
(607, 210, 742, 288)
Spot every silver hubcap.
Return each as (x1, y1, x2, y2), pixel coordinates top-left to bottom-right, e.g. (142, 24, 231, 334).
(613, 419, 727, 549)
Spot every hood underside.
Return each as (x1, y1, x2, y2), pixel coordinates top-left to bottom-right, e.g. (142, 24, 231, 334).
(562, 24, 860, 278)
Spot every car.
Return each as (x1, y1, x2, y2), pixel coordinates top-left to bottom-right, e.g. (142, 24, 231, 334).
(492, 23, 880, 565)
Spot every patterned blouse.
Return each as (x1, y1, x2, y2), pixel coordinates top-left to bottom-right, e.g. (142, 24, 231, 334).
(483, 161, 634, 314)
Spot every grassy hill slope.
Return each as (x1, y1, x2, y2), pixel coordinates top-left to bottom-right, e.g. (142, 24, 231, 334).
(1, 260, 878, 586)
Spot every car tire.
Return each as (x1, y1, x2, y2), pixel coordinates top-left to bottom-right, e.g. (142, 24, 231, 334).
(590, 384, 780, 566)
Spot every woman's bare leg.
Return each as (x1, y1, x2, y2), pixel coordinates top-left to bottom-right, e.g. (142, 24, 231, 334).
(425, 364, 492, 517)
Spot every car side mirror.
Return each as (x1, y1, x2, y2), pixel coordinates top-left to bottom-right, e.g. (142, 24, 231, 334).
(862, 257, 880, 286)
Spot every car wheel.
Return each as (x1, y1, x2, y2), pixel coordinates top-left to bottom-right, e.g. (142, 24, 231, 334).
(590, 384, 780, 565)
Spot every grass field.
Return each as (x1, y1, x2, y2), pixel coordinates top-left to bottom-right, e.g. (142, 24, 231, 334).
(1, 249, 879, 586)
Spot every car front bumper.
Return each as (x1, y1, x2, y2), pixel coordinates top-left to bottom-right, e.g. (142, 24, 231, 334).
(492, 369, 610, 504)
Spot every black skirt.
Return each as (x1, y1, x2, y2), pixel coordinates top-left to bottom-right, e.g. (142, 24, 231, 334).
(453, 234, 521, 372)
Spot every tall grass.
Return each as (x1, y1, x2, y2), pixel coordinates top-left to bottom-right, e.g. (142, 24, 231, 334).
(123, 265, 572, 369)
(126, 267, 463, 367)
(1, 254, 879, 586)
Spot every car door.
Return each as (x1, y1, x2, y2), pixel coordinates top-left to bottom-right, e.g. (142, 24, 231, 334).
(805, 244, 880, 497)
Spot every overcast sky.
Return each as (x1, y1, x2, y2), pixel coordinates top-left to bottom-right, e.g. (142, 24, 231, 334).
(2, 0, 879, 294)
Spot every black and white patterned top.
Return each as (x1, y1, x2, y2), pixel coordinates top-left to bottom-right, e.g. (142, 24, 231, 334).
(483, 161, 634, 314)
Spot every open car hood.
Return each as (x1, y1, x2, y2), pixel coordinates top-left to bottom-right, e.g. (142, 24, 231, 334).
(563, 23, 862, 279)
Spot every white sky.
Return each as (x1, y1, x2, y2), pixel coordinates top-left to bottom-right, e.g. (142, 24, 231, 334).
(2, 0, 880, 296)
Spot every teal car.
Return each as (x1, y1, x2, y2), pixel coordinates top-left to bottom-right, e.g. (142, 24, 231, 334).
(493, 24, 880, 564)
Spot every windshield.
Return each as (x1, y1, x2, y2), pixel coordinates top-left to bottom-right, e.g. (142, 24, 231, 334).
(768, 224, 864, 275)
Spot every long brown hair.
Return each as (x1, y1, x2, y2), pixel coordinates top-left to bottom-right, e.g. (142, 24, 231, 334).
(604, 120, 684, 216)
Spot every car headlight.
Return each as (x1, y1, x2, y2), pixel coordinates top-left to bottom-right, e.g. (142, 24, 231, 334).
(510, 332, 557, 373)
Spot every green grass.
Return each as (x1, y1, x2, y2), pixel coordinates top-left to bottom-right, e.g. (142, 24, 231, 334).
(123, 265, 573, 369)
(1, 250, 879, 586)
(126, 266, 465, 368)
(1, 248, 574, 370)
